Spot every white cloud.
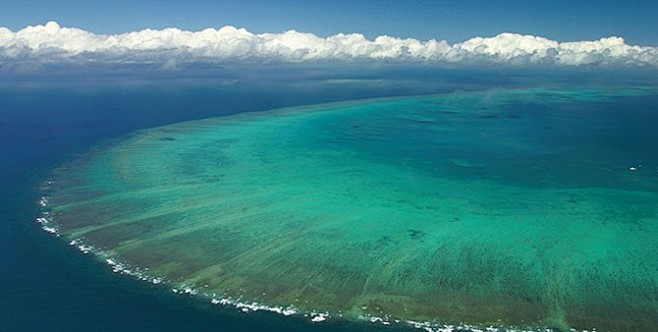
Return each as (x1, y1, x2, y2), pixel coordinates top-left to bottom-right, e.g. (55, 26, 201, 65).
(1, 21, 657, 67)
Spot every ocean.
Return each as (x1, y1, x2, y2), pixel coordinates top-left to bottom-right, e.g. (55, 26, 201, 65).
(1, 65, 657, 332)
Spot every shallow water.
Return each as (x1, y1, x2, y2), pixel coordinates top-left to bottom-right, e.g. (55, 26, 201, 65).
(44, 86, 658, 331)
(4, 68, 447, 332)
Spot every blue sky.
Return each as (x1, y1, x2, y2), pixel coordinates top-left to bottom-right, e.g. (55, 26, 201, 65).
(2, 0, 658, 46)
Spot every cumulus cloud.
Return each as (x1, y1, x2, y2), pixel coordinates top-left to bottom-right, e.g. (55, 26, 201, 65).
(1, 21, 657, 67)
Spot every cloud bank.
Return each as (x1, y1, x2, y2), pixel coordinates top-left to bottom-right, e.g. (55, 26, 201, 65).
(1, 21, 657, 67)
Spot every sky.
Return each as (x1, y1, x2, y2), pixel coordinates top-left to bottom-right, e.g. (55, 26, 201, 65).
(2, 0, 658, 46)
(2, 0, 658, 68)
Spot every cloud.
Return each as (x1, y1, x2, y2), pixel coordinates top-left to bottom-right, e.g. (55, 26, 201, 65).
(1, 21, 657, 67)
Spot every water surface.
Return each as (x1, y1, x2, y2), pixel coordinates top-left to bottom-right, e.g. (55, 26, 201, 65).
(43, 86, 658, 331)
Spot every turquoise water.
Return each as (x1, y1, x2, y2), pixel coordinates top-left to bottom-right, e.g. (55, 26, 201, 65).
(44, 87, 658, 331)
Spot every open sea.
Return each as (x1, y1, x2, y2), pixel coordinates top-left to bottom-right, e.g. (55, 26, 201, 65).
(1, 65, 657, 332)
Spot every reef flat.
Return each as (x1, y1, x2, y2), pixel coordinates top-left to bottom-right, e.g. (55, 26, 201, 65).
(44, 87, 658, 331)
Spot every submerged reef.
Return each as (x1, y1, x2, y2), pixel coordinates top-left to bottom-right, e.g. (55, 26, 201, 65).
(43, 88, 658, 331)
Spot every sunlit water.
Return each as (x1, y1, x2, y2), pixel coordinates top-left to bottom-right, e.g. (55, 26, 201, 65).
(42, 86, 658, 331)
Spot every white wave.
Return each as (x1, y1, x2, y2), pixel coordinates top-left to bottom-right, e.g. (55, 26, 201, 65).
(38, 196, 49, 207)
(1, 21, 657, 67)
(36, 201, 60, 236)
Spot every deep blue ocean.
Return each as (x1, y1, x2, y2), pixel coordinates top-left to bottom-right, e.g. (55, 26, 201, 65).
(1, 65, 656, 332)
